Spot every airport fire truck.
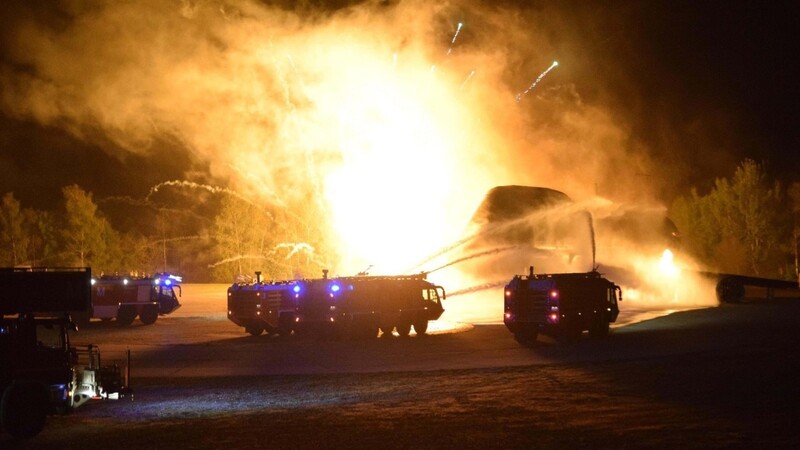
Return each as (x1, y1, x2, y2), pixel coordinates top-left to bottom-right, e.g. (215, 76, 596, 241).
(227, 271, 446, 338)
(504, 267, 621, 344)
(295, 270, 446, 338)
(84, 272, 182, 326)
(1, 267, 130, 438)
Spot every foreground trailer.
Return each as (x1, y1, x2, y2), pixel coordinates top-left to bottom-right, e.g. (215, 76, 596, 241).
(1, 267, 130, 438)
(504, 267, 621, 344)
(704, 272, 799, 303)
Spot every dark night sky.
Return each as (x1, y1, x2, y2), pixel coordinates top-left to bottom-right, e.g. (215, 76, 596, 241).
(1, 0, 799, 211)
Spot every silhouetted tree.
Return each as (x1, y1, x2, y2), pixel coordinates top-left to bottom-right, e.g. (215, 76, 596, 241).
(25, 209, 59, 266)
(671, 159, 788, 276)
(62, 185, 110, 269)
(0, 192, 27, 266)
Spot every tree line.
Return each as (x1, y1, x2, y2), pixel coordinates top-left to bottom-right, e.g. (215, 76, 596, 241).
(670, 159, 799, 280)
(2, 159, 797, 282)
(0, 185, 332, 282)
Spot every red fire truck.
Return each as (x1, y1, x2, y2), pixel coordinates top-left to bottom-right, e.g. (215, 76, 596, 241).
(81, 272, 182, 326)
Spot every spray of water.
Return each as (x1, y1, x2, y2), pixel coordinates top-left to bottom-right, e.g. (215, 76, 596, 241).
(208, 254, 267, 268)
(426, 246, 517, 274)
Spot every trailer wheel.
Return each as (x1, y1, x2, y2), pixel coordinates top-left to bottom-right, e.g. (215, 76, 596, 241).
(1, 382, 49, 439)
(245, 324, 264, 336)
(139, 306, 159, 325)
(413, 319, 429, 336)
(116, 306, 137, 326)
(717, 277, 745, 303)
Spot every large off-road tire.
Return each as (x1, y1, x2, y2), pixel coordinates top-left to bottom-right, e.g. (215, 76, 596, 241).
(413, 318, 429, 336)
(245, 324, 264, 336)
(139, 305, 159, 325)
(557, 324, 583, 344)
(1, 382, 49, 439)
(116, 306, 137, 326)
(277, 315, 294, 337)
(588, 313, 610, 339)
(395, 322, 411, 337)
(513, 330, 538, 346)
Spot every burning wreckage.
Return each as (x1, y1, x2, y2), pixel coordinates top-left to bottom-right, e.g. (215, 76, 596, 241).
(229, 184, 797, 343)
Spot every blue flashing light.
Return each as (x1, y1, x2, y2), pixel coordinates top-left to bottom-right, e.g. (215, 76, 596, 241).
(165, 279, 172, 286)
(293, 285, 301, 294)
(330, 283, 341, 293)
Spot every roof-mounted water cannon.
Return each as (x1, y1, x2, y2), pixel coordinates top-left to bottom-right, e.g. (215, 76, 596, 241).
(322, 269, 329, 280)
(255, 271, 263, 284)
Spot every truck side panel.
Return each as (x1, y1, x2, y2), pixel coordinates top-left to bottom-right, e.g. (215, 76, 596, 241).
(0, 268, 91, 314)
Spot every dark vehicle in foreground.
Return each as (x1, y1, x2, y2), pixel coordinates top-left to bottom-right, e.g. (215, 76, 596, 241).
(1, 267, 130, 438)
(504, 267, 621, 344)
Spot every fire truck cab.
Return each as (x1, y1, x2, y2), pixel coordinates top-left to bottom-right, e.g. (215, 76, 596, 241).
(87, 272, 182, 326)
(504, 268, 621, 344)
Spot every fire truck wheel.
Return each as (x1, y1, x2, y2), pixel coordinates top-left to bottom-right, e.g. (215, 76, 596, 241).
(413, 319, 428, 336)
(1, 382, 49, 439)
(513, 330, 538, 346)
(380, 324, 394, 337)
(588, 314, 610, 339)
(557, 325, 582, 344)
(245, 324, 264, 336)
(139, 306, 159, 325)
(277, 317, 294, 337)
(116, 306, 137, 326)
(395, 322, 411, 337)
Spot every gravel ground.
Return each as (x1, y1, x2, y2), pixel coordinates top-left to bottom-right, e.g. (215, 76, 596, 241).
(3, 296, 799, 449)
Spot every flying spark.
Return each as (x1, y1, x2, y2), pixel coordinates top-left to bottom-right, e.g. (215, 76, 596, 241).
(446, 22, 463, 55)
(515, 60, 559, 102)
(460, 69, 476, 90)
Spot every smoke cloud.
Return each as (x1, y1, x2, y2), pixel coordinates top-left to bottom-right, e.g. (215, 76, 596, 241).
(1, 0, 673, 275)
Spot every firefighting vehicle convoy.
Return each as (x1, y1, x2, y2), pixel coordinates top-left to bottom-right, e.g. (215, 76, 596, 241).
(1, 267, 130, 438)
(228, 270, 445, 338)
